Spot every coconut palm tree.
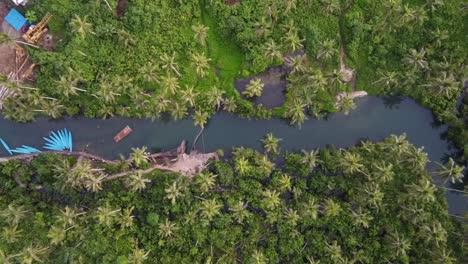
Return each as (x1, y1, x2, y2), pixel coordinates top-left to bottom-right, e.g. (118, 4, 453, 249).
(206, 86, 225, 110)
(94, 81, 120, 104)
(139, 61, 159, 83)
(165, 181, 185, 205)
(56, 75, 85, 98)
(408, 178, 437, 203)
(84, 173, 105, 192)
(350, 208, 373, 228)
(0, 204, 29, 226)
(119, 207, 135, 230)
(256, 155, 275, 175)
(223, 97, 237, 112)
(285, 99, 307, 127)
(96, 206, 121, 227)
(56, 206, 81, 228)
(322, 198, 341, 218)
(128, 246, 150, 264)
(35, 100, 64, 119)
(230, 201, 251, 224)
(284, 0, 297, 14)
(161, 74, 180, 95)
(374, 161, 395, 183)
(406, 146, 429, 170)
(47, 225, 65, 246)
(0, 250, 21, 264)
(263, 39, 282, 62)
(403, 48, 429, 71)
(363, 183, 384, 209)
(193, 110, 209, 128)
(301, 149, 321, 171)
(254, 17, 272, 38)
(262, 189, 281, 210)
(389, 232, 411, 257)
(235, 157, 250, 176)
(278, 174, 292, 192)
(180, 85, 198, 108)
(243, 78, 264, 98)
(435, 158, 464, 184)
(154, 94, 171, 113)
(422, 221, 447, 247)
(309, 69, 329, 92)
(431, 28, 449, 47)
(261, 133, 281, 155)
(317, 39, 338, 60)
(285, 55, 307, 73)
(425, 71, 459, 98)
(170, 102, 187, 120)
(97, 104, 114, 119)
(159, 218, 178, 238)
(191, 52, 211, 78)
(130, 147, 149, 168)
(374, 71, 399, 91)
(200, 199, 222, 221)
(251, 250, 268, 264)
(284, 208, 300, 226)
(283, 30, 303, 52)
(160, 52, 181, 76)
(192, 24, 209, 46)
(195, 171, 217, 194)
(339, 151, 364, 175)
(301, 198, 319, 220)
(117, 29, 135, 47)
(20, 245, 49, 264)
(320, 0, 340, 16)
(3, 225, 22, 243)
(325, 241, 343, 262)
(336, 95, 356, 115)
(71, 15, 92, 39)
(127, 172, 151, 192)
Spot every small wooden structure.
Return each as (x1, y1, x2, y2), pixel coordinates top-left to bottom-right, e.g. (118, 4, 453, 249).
(22, 13, 52, 44)
(113, 126, 132, 142)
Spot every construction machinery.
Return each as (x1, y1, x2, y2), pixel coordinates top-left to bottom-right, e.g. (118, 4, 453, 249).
(22, 13, 52, 44)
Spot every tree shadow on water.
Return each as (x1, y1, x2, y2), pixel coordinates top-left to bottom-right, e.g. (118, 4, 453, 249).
(381, 95, 404, 109)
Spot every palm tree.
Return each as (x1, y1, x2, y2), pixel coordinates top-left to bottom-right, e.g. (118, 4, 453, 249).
(94, 81, 120, 104)
(243, 78, 264, 98)
(284, 208, 300, 226)
(117, 29, 135, 47)
(20, 245, 49, 264)
(161, 74, 180, 95)
(389, 232, 411, 257)
(195, 171, 217, 194)
(191, 52, 211, 78)
(285, 55, 307, 73)
(84, 173, 105, 192)
(262, 189, 281, 210)
(160, 52, 181, 76)
(403, 48, 428, 71)
(283, 30, 303, 52)
(406, 146, 429, 170)
(284, 0, 297, 14)
(192, 24, 209, 46)
(97, 104, 114, 119)
(96, 206, 121, 227)
(222, 97, 237, 112)
(435, 158, 464, 184)
(285, 99, 307, 127)
(336, 95, 356, 115)
(235, 156, 250, 176)
(230, 201, 251, 224)
(425, 71, 459, 98)
(206, 86, 225, 110)
(320, 0, 340, 16)
(170, 102, 187, 120)
(254, 17, 272, 38)
(374, 71, 399, 91)
(35, 100, 64, 119)
(139, 61, 159, 83)
(200, 199, 222, 221)
(119, 207, 135, 230)
(323, 198, 341, 218)
(0, 249, 21, 264)
(374, 161, 394, 183)
(56, 206, 81, 228)
(47, 225, 65, 246)
(317, 39, 337, 60)
(407, 178, 437, 203)
(278, 174, 292, 192)
(70, 15, 92, 39)
(251, 250, 268, 264)
(0, 204, 29, 226)
(302, 198, 319, 220)
(130, 147, 149, 168)
(154, 94, 171, 113)
(56, 75, 85, 98)
(128, 246, 150, 264)
(159, 218, 178, 238)
(325, 241, 343, 262)
(180, 85, 198, 108)
(431, 28, 449, 47)
(165, 181, 185, 205)
(127, 172, 151, 192)
(301, 149, 321, 171)
(261, 133, 281, 155)
(263, 39, 282, 62)
(3, 225, 22, 243)
(422, 221, 447, 247)
(363, 183, 384, 209)
(256, 155, 275, 175)
(339, 151, 364, 175)
(193, 110, 209, 128)
(309, 69, 329, 92)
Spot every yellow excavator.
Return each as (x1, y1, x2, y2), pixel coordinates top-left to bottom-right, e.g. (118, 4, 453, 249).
(22, 13, 52, 45)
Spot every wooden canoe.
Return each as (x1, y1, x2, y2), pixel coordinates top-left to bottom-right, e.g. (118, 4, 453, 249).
(113, 126, 133, 142)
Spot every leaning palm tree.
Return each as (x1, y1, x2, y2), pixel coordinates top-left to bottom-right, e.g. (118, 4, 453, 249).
(160, 52, 181, 76)
(130, 147, 149, 168)
(230, 201, 251, 224)
(159, 218, 178, 238)
(435, 158, 464, 184)
(56, 75, 85, 98)
(192, 24, 209, 46)
(243, 78, 264, 98)
(336, 95, 356, 115)
(191, 52, 211, 78)
(70, 15, 93, 39)
(193, 110, 209, 128)
(403, 48, 429, 71)
(317, 39, 338, 61)
(261, 133, 281, 155)
(200, 199, 222, 221)
(263, 39, 282, 62)
(34, 100, 64, 119)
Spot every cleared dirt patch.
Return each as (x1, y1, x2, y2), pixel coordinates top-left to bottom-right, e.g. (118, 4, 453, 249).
(0, 43, 16, 76)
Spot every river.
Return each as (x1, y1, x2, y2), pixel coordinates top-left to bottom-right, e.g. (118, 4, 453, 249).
(0, 96, 465, 215)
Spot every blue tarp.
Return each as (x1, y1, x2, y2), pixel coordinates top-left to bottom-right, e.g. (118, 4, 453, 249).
(5, 8, 27, 31)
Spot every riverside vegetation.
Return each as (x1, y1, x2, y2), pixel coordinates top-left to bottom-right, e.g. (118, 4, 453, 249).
(0, 134, 465, 263)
